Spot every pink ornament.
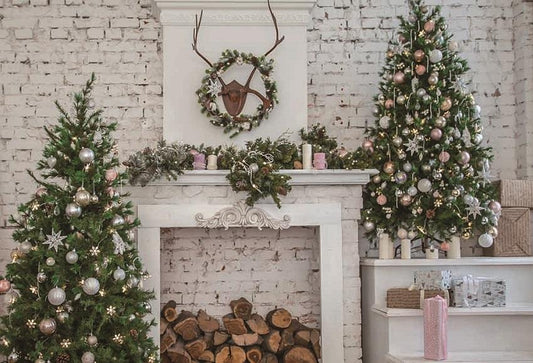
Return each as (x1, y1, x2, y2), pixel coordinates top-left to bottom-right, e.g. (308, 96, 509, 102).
(189, 149, 199, 156)
(393, 72, 405, 84)
(440, 242, 450, 251)
(399, 34, 407, 43)
(107, 187, 115, 197)
(385, 99, 394, 109)
(414, 49, 425, 62)
(105, 169, 118, 182)
(430, 128, 443, 141)
(488, 201, 502, 214)
(415, 64, 426, 76)
(424, 20, 436, 33)
(400, 194, 412, 206)
(362, 139, 374, 153)
(36, 187, 47, 197)
(377, 194, 388, 206)
(0, 279, 11, 294)
(459, 151, 471, 165)
(337, 147, 348, 158)
(438, 151, 450, 163)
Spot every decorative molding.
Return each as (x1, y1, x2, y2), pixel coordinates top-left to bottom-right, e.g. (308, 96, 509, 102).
(195, 200, 290, 230)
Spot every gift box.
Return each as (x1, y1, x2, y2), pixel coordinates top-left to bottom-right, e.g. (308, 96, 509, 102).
(387, 288, 449, 309)
(414, 270, 453, 290)
(485, 208, 531, 257)
(495, 179, 533, 208)
(424, 295, 448, 360)
(451, 276, 506, 308)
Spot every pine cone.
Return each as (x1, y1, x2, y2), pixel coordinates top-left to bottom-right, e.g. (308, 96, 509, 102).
(56, 353, 70, 363)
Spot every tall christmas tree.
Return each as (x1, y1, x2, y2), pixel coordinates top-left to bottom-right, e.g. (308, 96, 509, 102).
(0, 75, 159, 363)
(361, 0, 500, 251)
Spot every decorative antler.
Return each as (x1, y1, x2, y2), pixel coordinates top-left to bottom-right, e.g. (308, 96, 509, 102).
(264, 0, 285, 57)
(192, 10, 213, 68)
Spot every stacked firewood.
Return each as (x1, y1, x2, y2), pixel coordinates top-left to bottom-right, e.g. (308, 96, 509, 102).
(160, 297, 321, 363)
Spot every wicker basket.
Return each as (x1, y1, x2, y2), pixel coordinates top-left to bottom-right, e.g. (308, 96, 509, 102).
(386, 288, 449, 309)
(496, 180, 533, 208)
(485, 208, 531, 257)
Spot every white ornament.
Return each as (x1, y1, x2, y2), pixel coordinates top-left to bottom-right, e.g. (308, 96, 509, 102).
(379, 116, 391, 129)
(82, 278, 100, 296)
(404, 137, 420, 156)
(82, 352, 95, 363)
(47, 156, 57, 168)
(65, 203, 82, 218)
(466, 199, 484, 219)
(112, 232, 127, 255)
(47, 287, 66, 306)
(87, 335, 98, 346)
(429, 49, 443, 63)
(66, 250, 78, 264)
(113, 268, 126, 281)
(79, 148, 95, 164)
(43, 229, 67, 252)
(19, 241, 32, 254)
(417, 178, 432, 193)
(206, 79, 222, 97)
(478, 233, 494, 248)
(46, 257, 56, 266)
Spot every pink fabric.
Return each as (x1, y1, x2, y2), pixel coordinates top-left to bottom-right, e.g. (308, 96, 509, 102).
(424, 295, 448, 360)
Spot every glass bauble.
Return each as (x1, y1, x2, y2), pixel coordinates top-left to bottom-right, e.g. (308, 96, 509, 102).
(47, 287, 66, 306)
(112, 215, 125, 226)
(65, 203, 82, 218)
(113, 268, 126, 281)
(39, 318, 57, 335)
(383, 161, 395, 174)
(363, 221, 375, 231)
(19, 241, 32, 254)
(417, 178, 432, 193)
(66, 250, 79, 264)
(379, 116, 391, 129)
(75, 188, 91, 207)
(478, 233, 494, 248)
(82, 352, 95, 363)
(414, 49, 425, 62)
(429, 49, 443, 63)
(88, 335, 98, 346)
(79, 148, 95, 164)
(82, 278, 100, 295)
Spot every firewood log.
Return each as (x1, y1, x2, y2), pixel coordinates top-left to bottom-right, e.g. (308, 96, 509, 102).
(262, 329, 281, 353)
(246, 313, 270, 335)
(231, 332, 263, 347)
(161, 353, 171, 363)
(174, 311, 201, 341)
(215, 345, 246, 363)
(197, 309, 220, 333)
(279, 329, 295, 352)
(167, 340, 192, 363)
(230, 297, 253, 320)
(260, 353, 278, 363)
(222, 314, 247, 335)
(282, 346, 317, 363)
(293, 330, 311, 346)
(197, 350, 215, 362)
(161, 317, 170, 335)
(185, 338, 208, 360)
(246, 345, 263, 363)
(161, 326, 178, 353)
(285, 319, 308, 334)
(213, 331, 230, 346)
(266, 309, 292, 329)
(310, 330, 320, 359)
(163, 300, 179, 323)
(203, 332, 214, 349)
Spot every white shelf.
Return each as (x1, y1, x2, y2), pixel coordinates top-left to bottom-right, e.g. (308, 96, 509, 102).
(361, 257, 533, 267)
(373, 304, 533, 317)
(387, 351, 533, 362)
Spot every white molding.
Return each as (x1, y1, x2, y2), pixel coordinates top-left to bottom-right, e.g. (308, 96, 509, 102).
(146, 169, 378, 186)
(373, 304, 533, 317)
(138, 202, 345, 362)
(361, 257, 533, 267)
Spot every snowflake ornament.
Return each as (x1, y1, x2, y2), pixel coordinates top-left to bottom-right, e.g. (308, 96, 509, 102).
(466, 199, 484, 219)
(43, 229, 67, 252)
(206, 79, 222, 97)
(404, 137, 420, 156)
(112, 232, 127, 255)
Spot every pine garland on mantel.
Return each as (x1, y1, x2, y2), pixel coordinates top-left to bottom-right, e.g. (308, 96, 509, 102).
(123, 125, 373, 208)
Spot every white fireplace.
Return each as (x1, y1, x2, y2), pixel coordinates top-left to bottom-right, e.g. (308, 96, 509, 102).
(127, 169, 374, 362)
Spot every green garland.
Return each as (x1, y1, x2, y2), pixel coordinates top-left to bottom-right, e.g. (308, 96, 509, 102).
(123, 125, 372, 208)
(196, 49, 278, 138)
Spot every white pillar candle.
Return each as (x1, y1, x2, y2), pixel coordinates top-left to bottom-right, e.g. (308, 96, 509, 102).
(302, 143, 312, 170)
(426, 247, 439, 259)
(448, 236, 461, 259)
(207, 155, 218, 170)
(379, 233, 391, 259)
(401, 239, 411, 259)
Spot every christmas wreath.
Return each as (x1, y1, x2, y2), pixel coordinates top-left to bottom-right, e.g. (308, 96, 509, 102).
(196, 49, 279, 138)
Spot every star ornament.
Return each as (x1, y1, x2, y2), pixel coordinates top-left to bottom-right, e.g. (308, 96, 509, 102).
(206, 79, 222, 97)
(404, 137, 420, 156)
(466, 199, 485, 219)
(43, 229, 67, 252)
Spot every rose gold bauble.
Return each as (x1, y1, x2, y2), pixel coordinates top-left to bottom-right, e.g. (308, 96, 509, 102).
(438, 151, 450, 163)
(440, 241, 450, 251)
(362, 139, 374, 152)
(385, 99, 394, 109)
(488, 201, 502, 214)
(430, 128, 443, 140)
(424, 20, 435, 32)
(459, 151, 471, 165)
(105, 169, 118, 182)
(399, 34, 407, 43)
(414, 49, 425, 62)
(39, 318, 57, 335)
(393, 72, 405, 84)
(415, 64, 426, 76)
(383, 161, 395, 174)
(0, 279, 11, 294)
(400, 194, 412, 206)
(36, 187, 47, 197)
(377, 194, 387, 205)
(440, 97, 453, 111)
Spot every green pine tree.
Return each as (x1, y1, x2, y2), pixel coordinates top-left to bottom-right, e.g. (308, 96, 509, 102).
(0, 75, 159, 363)
(361, 0, 500, 251)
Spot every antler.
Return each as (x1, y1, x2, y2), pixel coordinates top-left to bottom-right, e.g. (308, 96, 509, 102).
(192, 10, 213, 68)
(264, 0, 285, 57)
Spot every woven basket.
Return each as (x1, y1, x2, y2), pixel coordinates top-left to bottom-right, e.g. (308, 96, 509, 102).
(485, 208, 531, 257)
(386, 288, 449, 309)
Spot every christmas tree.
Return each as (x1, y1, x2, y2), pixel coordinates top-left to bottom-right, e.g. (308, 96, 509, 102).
(361, 0, 500, 252)
(0, 75, 159, 363)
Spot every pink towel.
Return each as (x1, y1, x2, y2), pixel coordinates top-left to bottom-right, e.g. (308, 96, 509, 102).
(424, 295, 448, 360)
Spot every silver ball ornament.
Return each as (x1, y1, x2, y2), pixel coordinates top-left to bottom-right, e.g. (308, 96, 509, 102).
(392, 136, 403, 147)
(397, 95, 406, 105)
(430, 128, 443, 140)
(88, 335, 98, 346)
(416, 88, 427, 97)
(19, 241, 32, 254)
(249, 163, 259, 173)
(112, 215, 125, 227)
(128, 276, 140, 288)
(421, 164, 431, 173)
(363, 221, 375, 232)
(403, 162, 412, 172)
(39, 318, 57, 335)
(82, 352, 95, 363)
(463, 194, 474, 205)
(372, 106, 380, 116)
(379, 116, 391, 129)
(113, 268, 126, 281)
(83, 278, 100, 295)
(473, 133, 483, 145)
(407, 186, 418, 196)
(394, 171, 408, 184)
(90, 194, 99, 204)
(66, 250, 79, 264)
(65, 203, 82, 218)
(459, 151, 471, 165)
(372, 175, 381, 184)
(402, 127, 410, 136)
(37, 272, 47, 283)
(46, 257, 55, 266)
(429, 49, 443, 63)
(75, 188, 91, 207)
(57, 311, 69, 323)
(47, 287, 66, 306)
(488, 201, 502, 214)
(435, 116, 447, 128)
(417, 178, 432, 193)
(478, 233, 494, 248)
(428, 74, 439, 85)
(79, 148, 95, 164)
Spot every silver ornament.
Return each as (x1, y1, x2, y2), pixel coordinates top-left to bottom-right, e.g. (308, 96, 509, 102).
(432, 171, 442, 180)
(372, 106, 380, 116)
(398, 150, 406, 160)
(19, 241, 32, 254)
(395, 189, 403, 197)
(406, 115, 414, 124)
(403, 162, 412, 172)
(90, 194, 99, 204)
(142, 301, 152, 313)
(75, 188, 91, 207)
(363, 221, 375, 232)
(48, 287, 66, 306)
(65, 203, 82, 218)
(402, 128, 410, 136)
(416, 88, 427, 97)
(449, 226, 457, 234)
(421, 164, 431, 173)
(392, 136, 403, 147)
(82, 352, 95, 363)
(422, 94, 431, 103)
(113, 268, 126, 281)
(82, 278, 100, 295)
(429, 49, 443, 63)
(407, 186, 418, 196)
(47, 156, 57, 168)
(39, 318, 57, 335)
(57, 311, 69, 323)
(7, 352, 18, 363)
(394, 171, 408, 184)
(428, 74, 438, 85)
(66, 250, 79, 264)
(112, 215, 125, 226)
(379, 116, 390, 129)
(408, 14, 416, 23)
(478, 233, 494, 248)
(87, 335, 98, 346)
(434, 116, 447, 128)
(397, 95, 406, 105)
(79, 148, 95, 164)
(46, 257, 56, 266)
(463, 194, 474, 205)
(473, 133, 483, 144)
(372, 175, 381, 184)
(37, 272, 47, 283)
(249, 163, 259, 173)
(127, 276, 139, 288)
(417, 178, 432, 193)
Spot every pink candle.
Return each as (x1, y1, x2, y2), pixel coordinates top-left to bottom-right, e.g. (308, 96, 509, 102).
(313, 152, 327, 170)
(193, 153, 206, 170)
(424, 295, 448, 360)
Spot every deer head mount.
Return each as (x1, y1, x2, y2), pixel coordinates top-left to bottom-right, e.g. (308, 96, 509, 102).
(193, 0, 285, 137)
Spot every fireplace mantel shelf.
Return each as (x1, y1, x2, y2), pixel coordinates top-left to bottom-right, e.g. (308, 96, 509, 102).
(147, 169, 378, 186)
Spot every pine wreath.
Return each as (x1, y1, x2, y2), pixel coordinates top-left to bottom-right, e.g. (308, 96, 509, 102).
(196, 49, 279, 138)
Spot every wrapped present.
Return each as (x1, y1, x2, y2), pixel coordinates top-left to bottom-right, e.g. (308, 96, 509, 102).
(414, 270, 452, 290)
(451, 275, 506, 308)
(387, 288, 449, 309)
(424, 295, 448, 360)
